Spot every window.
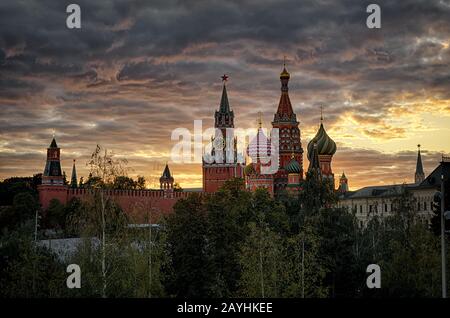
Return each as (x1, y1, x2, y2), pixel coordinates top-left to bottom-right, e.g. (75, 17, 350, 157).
(385, 204, 388, 212)
(369, 205, 372, 212)
(418, 202, 421, 211)
(360, 205, 363, 214)
(424, 202, 427, 211)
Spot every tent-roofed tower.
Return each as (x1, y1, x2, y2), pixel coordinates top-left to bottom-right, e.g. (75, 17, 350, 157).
(202, 74, 244, 193)
(38, 136, 68, 211)
(70, 159, 77, 188)
(42, 137, 64, 185)
(271, 59, 304, 194)
(338, 171, 349, 193)
(415, 144, 425, 184)
(160, 163, 174, 189)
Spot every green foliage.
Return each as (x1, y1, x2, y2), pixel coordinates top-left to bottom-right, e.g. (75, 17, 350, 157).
(113, 176, 138, 190)
(283, 227, 328, 298)
(45, 199, 65, 230)
(238, 222, 287, 297)
(311, 207, 362, 297)
(136, 176, 146, 190)
(300, 171, 337, 216)
(67, 228, 167, 298)
(0, 222, 67, 298)
(0, 175, 40, 206)
(1, 170, 448, 298)
(360, 187, 445, 297)
(84, 174, 104, 189)
(165, 193, 215, 297)
(67, 192, 128, 238)
(0, 192, 39, 232)
(381, 223, 441, 297)
(206, 178, 252, 296)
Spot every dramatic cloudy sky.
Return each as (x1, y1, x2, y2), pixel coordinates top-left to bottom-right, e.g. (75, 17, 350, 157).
(1, 0, 449, 189)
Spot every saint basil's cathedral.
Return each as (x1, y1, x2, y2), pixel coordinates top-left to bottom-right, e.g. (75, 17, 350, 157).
(203, 63, 337, 196)
(37, 64, 345, 220)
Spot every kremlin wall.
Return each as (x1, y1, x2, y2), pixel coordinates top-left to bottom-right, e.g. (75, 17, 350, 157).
(38, 64, 440, 224)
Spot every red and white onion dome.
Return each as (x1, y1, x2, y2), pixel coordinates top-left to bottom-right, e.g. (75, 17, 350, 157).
(247, 127, 274, 164)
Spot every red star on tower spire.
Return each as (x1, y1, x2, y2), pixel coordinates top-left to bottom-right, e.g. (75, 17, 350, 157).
(221, 74, 229, 82)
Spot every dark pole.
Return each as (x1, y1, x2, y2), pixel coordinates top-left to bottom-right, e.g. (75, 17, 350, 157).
(441, 171, 447, 298)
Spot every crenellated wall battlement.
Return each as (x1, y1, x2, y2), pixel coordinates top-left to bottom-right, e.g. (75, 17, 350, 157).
(38, 184, 199, 222)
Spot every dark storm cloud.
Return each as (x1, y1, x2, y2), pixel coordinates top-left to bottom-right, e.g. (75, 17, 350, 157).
(0, 0, 449, 187)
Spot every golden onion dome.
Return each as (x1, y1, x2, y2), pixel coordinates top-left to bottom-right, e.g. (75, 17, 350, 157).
(280, 67, 290, 80)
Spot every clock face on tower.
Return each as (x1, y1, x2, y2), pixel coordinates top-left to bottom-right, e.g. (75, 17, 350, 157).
(213, 137, 225, 149)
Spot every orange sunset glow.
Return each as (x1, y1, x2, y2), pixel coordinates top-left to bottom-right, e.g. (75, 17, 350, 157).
(1, 1, 449, 191)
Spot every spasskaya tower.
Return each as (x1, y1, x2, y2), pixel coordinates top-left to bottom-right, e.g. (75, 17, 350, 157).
(202, 75, 243, 192)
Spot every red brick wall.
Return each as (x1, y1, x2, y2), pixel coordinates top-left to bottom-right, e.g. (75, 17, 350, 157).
(38, 184, 69, 210)
(38, 186, 195, 223)
(203, 164, 243, 193)
(245, 175, 274, 196)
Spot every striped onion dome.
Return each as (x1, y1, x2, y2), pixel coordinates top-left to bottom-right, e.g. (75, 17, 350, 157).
(307, 123, 336, 160)
(285, 158, 301, 174)
(247, 128, 274, 164)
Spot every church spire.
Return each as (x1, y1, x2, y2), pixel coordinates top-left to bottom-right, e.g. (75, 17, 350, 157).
(219, 74, 230, 113)
(70, 159, 77, 188)
(273, 59, 296, 123)
(50, 137, 58, 148)
(338, 171, 349, 193)
(162, 163, 172, 179)
(214, 74, 234, 128)
(160, 163, 174, 190)
(415, 144, 425, 184)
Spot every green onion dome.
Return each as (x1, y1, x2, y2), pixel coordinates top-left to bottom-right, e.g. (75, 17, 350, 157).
(244, 163, 256, 176)
(285, 157, 301, 174)
(307, 123, 336, 160)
